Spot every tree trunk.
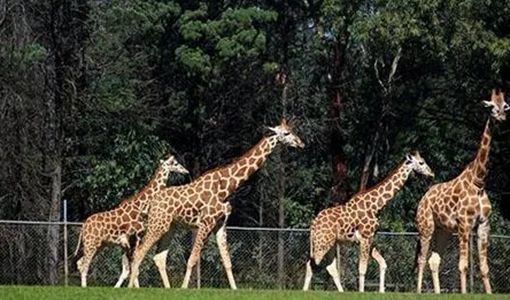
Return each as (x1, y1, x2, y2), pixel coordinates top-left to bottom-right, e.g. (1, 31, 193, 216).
(276, 80, 288, 289)
(329, 43, 349, 203)
(47, 162, 62, 284)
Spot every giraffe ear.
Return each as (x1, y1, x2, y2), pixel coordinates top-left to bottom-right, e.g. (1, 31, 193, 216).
(268, 126, 279, 133)
(482, 100, 493, 108)
(504, 103, 510, 111)
(405, 154, 413, 163)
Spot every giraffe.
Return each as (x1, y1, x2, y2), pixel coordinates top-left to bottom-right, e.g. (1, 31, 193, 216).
(74, 153, 189, 287)
(303, 151, 434, 293)
(415, 90, 508, 294)
(127, 119, 304, 288)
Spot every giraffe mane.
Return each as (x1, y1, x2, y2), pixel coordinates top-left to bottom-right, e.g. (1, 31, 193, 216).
(199, 137, 268, 177)
(351, 161, 406, 198)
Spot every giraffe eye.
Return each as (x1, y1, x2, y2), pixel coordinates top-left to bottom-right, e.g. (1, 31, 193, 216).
(419, 161, 424, 165)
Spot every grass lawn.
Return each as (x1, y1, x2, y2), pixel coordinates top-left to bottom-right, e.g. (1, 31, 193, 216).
(0, 286, 507, 300)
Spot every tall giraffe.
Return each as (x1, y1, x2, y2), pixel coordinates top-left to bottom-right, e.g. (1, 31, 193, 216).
(75, 153, 188, 287)
(416, 90, 508, 294)
(303, 152, 434, 293)
(127, 119, 304, 288)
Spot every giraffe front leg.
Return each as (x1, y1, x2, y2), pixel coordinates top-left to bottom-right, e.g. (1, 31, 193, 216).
(182, 222, 215, 289)
(325, 256, 344, 292)
(114, 252, 130, 288)
(358, 237, 372, 292)
(216, 220, 237, 290)
(458, 227, 470, 294)
(477, 218, 492, 294)
(371, 247, 387, 293)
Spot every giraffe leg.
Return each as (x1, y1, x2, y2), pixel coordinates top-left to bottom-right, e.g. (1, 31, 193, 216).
(427, 228, 448, 294)
(128, 219, 171, 288)
(303, 234, 334, 291)
(76, 240, 99, 288)
(371, 247, 387, 293)
(325, 257, 344, 292)
(303, 260, 313, 291)
(477, 218, 492, 294)
(216, 220, 237, 289)
(416, 223, 433, 293)
(358, 237, 372, 292)
(114, 252, 130, 288)
(153, 229, 174, 288)
(182, 221, 215, 289)
(458, 226, 470, 294)
(428, 252, 441, 293)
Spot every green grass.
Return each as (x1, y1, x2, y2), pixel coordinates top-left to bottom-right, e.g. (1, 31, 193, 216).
(0, 286, 507, 300)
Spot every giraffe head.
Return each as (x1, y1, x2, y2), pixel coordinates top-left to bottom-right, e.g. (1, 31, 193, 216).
(160, 154, 189, 174)
(268, 118, 305, 149)
(483, 89, 508, 122)
(405, 151, 434, 177)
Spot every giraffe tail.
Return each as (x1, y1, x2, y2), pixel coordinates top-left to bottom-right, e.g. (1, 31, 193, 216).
(73, 229, 83, 257)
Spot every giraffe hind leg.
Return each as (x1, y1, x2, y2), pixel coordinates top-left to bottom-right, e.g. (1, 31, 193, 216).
(428, 251, 441, 293)
(325, 256, 344, 292)
(128, 218, 172, 288)
(358, 237, 372, 292)
(303, 260, 313, 291)
(216, 219, 237, 290)
(477, 218, 492, 293)
(457, 226, 470, 294)
(153, 227, 175, 288)
(114, 252, 130, 288)
(181, 221, 216, 289)
(371, 247, 387, 293)
(303, 237, 335, 291)
(77, 242, 99, 288)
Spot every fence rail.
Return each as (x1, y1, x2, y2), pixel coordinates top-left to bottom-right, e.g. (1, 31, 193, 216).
(0, 219, 509, 293)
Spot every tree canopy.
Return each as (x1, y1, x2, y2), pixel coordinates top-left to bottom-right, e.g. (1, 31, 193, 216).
(1, 0, 510, 233)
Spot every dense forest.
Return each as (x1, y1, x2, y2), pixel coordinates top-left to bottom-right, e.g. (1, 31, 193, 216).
(1, 0, 509, 234)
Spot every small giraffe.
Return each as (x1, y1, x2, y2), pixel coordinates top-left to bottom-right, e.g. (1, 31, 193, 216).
(74, 153, 189, 287)
(303, 152, 434, 293)
(416, 90, 508, 294)
(127, 119, 304, 288)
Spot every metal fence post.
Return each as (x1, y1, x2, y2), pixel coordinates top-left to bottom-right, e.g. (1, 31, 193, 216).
(63, 199, 68, 286)
(469, 233, 474, 293)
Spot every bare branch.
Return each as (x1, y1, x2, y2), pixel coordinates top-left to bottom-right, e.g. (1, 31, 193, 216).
(388, 46, 402, 86)
(374, 58, 388, 94)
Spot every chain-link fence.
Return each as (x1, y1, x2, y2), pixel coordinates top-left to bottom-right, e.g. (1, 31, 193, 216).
(0, 220, 509, 292)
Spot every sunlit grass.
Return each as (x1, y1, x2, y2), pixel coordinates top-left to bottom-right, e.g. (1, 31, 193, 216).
(0, 286, 507, 300)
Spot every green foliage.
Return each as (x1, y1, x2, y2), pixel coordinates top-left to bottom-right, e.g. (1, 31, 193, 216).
(2, 0, 510, 232)
(78, 131, 170, 211)
(176, 4, 277, 77)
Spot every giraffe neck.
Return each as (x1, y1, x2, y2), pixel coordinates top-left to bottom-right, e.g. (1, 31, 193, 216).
(357, 161, 412, 213)
(143, 165, 171, 191)
(123, 164, 170, 208)
(465, 118, 492, 187)
(212, 135, 279, 202)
